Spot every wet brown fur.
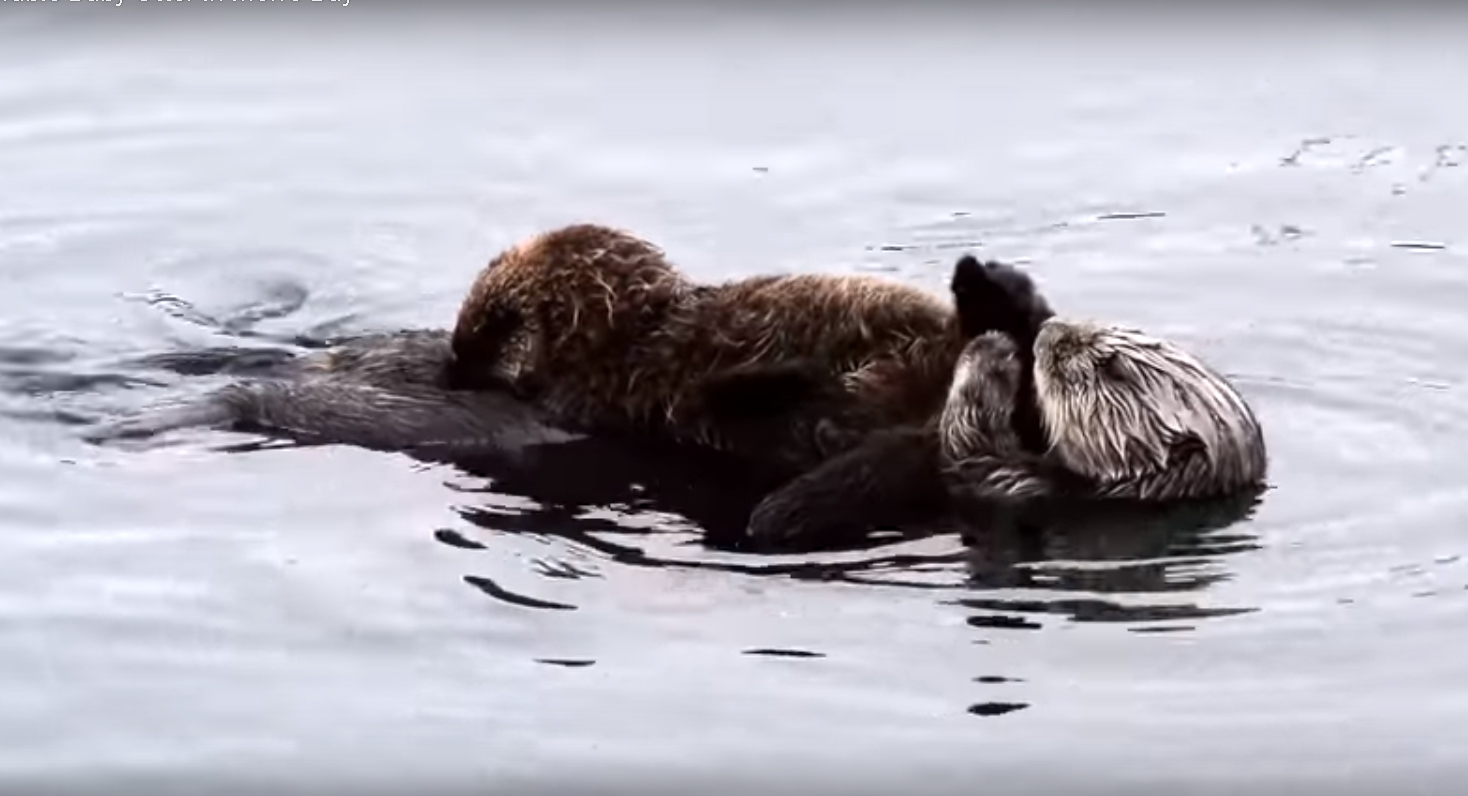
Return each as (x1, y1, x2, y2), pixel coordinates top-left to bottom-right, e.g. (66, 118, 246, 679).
(741, 332, 1071, 549)
(446, 224, 969, 472)
(742, 319, 1270, 548)
(728, 259, 1062, 548)
(736, 259, 1269, 549)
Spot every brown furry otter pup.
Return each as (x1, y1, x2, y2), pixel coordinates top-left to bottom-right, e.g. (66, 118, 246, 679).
(444, 223, 1053, 474)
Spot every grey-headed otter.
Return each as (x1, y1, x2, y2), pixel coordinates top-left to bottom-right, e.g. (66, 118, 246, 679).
(740, 264, 1269, 548)
(1026, 317, 1269, 501)
(444, 223, 1054, 474)
(936, 321, 1268, 504)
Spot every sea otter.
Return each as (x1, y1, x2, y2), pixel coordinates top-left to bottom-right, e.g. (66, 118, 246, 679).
(444, 223, 1054, 474)
(739, 271, 1269, 549)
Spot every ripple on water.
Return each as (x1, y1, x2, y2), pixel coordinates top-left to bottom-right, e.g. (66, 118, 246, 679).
(5, 10, 1468, 789)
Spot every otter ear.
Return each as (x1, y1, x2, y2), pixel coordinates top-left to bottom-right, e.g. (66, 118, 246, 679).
(697, 360, 841, 422)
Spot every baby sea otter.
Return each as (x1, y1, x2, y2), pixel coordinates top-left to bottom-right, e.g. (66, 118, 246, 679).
(444, 223, 1054, 474)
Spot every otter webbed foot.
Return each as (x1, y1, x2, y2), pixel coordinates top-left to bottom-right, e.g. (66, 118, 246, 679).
(743, 426, 947, 551)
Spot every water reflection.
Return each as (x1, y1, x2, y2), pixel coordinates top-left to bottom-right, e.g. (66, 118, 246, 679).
(445, 428, 1264, 636)
(952, 493, 1263, 629)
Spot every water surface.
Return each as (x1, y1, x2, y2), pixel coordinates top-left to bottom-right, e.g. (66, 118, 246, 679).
(3, 6, 1467, 794)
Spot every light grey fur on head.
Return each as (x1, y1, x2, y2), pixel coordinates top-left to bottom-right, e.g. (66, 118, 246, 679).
(1032, 317, 1267, 500)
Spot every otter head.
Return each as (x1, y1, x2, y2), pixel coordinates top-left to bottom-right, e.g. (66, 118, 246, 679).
(445, 302, 535, 392)
(949, 255, 1055, 348)
(445, 246, 540, 392)
(940, 331, 1026, 462)
(445, 224, 681, 394)
(1032, 317, 1268, 497)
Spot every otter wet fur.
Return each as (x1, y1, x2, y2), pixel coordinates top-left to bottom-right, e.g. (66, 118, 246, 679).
(741, 333, 1072, 550)
(936, 332, 1083, 503)
(738, 256, 1268, 548)
(1030, 317, 1268, 501)
(89, 330, 585, 455)
(744, 320, 1270, 548)
(723, 258, 1061, 548)
(445, 224, 1046, 474)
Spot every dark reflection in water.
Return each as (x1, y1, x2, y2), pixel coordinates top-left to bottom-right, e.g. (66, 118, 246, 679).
(536, 659, 597, 669)
(462, 575, 578, 612)
(742, 649, 827, 659)
(968, 702, 1030, 717)
(967, 615, 1042, 631)
(951, 493, 1264, 629)
(445, 434, 791, 552)
(444, 423, 1264, 635)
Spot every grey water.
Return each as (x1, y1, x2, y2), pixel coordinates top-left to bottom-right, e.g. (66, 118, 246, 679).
(3, 5, 1467, 794)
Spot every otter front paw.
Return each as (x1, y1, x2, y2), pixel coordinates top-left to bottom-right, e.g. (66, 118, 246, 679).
(812, 417, 866, 459)
(744, 489, 847, 551)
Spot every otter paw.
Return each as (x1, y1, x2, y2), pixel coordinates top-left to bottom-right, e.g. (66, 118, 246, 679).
(744, 494, 804, 547)
(812, 418, 864, 459)
(744, 492, 838, 551)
